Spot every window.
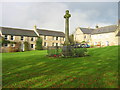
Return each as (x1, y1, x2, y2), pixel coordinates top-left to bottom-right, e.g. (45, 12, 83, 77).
(56, 43, 58, 46)
(31, 44, 34, 48)
(4, 43, 8, 47)
(11, 44, 15, 47)
(106, 41, 109, 46)
(84, 35, 86, 39)
(52, 43, 54, 46)
(31, 37, 34, 41)
(58, 43, 60, 46)
(5, 35, 8, 40)
(11, 35, 14, 40)
(56, 37, 58, 40)
(44, 42, 47, 46)
(21, 36, 24, 40)
(94, 42, 97, 45)
(44, 36, 47, 40)
(63, 37, 65, 41)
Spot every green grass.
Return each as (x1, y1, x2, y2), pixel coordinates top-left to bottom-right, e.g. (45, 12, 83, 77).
(2, 46, 119, 88)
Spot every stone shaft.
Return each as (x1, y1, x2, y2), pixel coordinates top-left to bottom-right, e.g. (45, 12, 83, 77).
(64, 10, 71, 45)
(65, 18, 70, 45)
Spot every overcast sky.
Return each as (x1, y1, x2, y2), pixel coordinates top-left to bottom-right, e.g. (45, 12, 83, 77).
(0, 1, 119, 34)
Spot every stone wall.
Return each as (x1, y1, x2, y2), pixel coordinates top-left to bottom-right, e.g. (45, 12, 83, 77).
(91, 32, 119, 46)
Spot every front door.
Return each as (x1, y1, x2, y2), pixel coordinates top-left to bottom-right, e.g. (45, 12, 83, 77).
(106, 41, 109, 46)
(21, 43, 24, 51)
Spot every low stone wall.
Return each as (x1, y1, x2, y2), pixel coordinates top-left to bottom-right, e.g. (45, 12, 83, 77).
(0, 47, 9, 53)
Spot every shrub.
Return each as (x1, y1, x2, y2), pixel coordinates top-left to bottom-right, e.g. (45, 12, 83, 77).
(47, 46, 88, 58)
(36, 37, 43, 50)
(81, 41, 86, 43)
(73, 48, 87, 57)
(1, 47, 8, 53)
(7, 47, 15, 52)
(7, 45, 21, 53)
(24, 41, 30, 51)
(47, 46, 62, 57)
(90, 45, 95, 48)
(15, 42, 22, 52)
(62, 45, 73, 57)
(62, 46, 88, 57)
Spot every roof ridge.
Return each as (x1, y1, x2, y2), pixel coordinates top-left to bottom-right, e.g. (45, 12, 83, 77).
(37, 28, 64, 33)
(91, 25, 117, 34)
(95, 25, 117, 29)
(1, 26, 34, 31)
(1, 27, 38, 37)
(79, 27, 94, 29)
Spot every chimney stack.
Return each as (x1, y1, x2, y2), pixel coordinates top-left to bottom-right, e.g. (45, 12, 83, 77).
(33, 25, 39, 37)
(34, 25, 37, 30)
(96, 25, 99, 28)
(88, 27, 90, 29)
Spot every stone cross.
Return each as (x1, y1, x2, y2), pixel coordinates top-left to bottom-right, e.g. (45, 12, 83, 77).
(64, 10, 71, 45)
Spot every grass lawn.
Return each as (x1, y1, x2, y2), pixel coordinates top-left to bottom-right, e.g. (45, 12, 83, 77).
(2, 46, 119, 88)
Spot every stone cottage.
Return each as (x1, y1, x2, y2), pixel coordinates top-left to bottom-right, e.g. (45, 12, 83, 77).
(0, 26, 65, 52)
(73, 25, 120, 46)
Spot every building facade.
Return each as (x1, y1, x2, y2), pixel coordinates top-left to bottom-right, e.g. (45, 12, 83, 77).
(73, 25, 120, 46)
(0, 26, 65, 52)
(33, 26, 65, 49)
(73, 27, 94, 44)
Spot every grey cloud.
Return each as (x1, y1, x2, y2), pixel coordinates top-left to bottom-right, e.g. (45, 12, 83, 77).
(1, 2, 118, 34)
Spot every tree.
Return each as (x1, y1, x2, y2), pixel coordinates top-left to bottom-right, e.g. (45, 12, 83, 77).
(15, 42, 22, 52)
(69, 34, 75, 44)
(24, 41, 30, 51)
(36, 37, 43, 50)
(81, 41, 86, 43)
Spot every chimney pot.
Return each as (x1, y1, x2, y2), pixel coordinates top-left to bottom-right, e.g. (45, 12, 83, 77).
(96, 25, 99, 28)
(34, 25, 37, 30)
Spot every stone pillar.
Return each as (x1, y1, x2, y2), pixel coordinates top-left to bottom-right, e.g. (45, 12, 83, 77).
(64, 10, 71, 45)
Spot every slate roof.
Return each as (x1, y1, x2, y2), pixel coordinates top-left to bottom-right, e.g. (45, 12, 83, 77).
(37, 29, 65, 37)
(91, 25, 118, 34)
(1, 27, 38, 37)
(79, 27, 94, 34)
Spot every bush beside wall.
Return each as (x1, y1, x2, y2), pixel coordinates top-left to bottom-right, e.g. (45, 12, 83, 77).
(72, 48, 87, 57)
(36, 37, 43, 50)
(24, 41, 30, 51)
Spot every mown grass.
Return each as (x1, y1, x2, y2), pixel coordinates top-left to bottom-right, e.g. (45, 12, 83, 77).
(2, 46, 119, 88)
